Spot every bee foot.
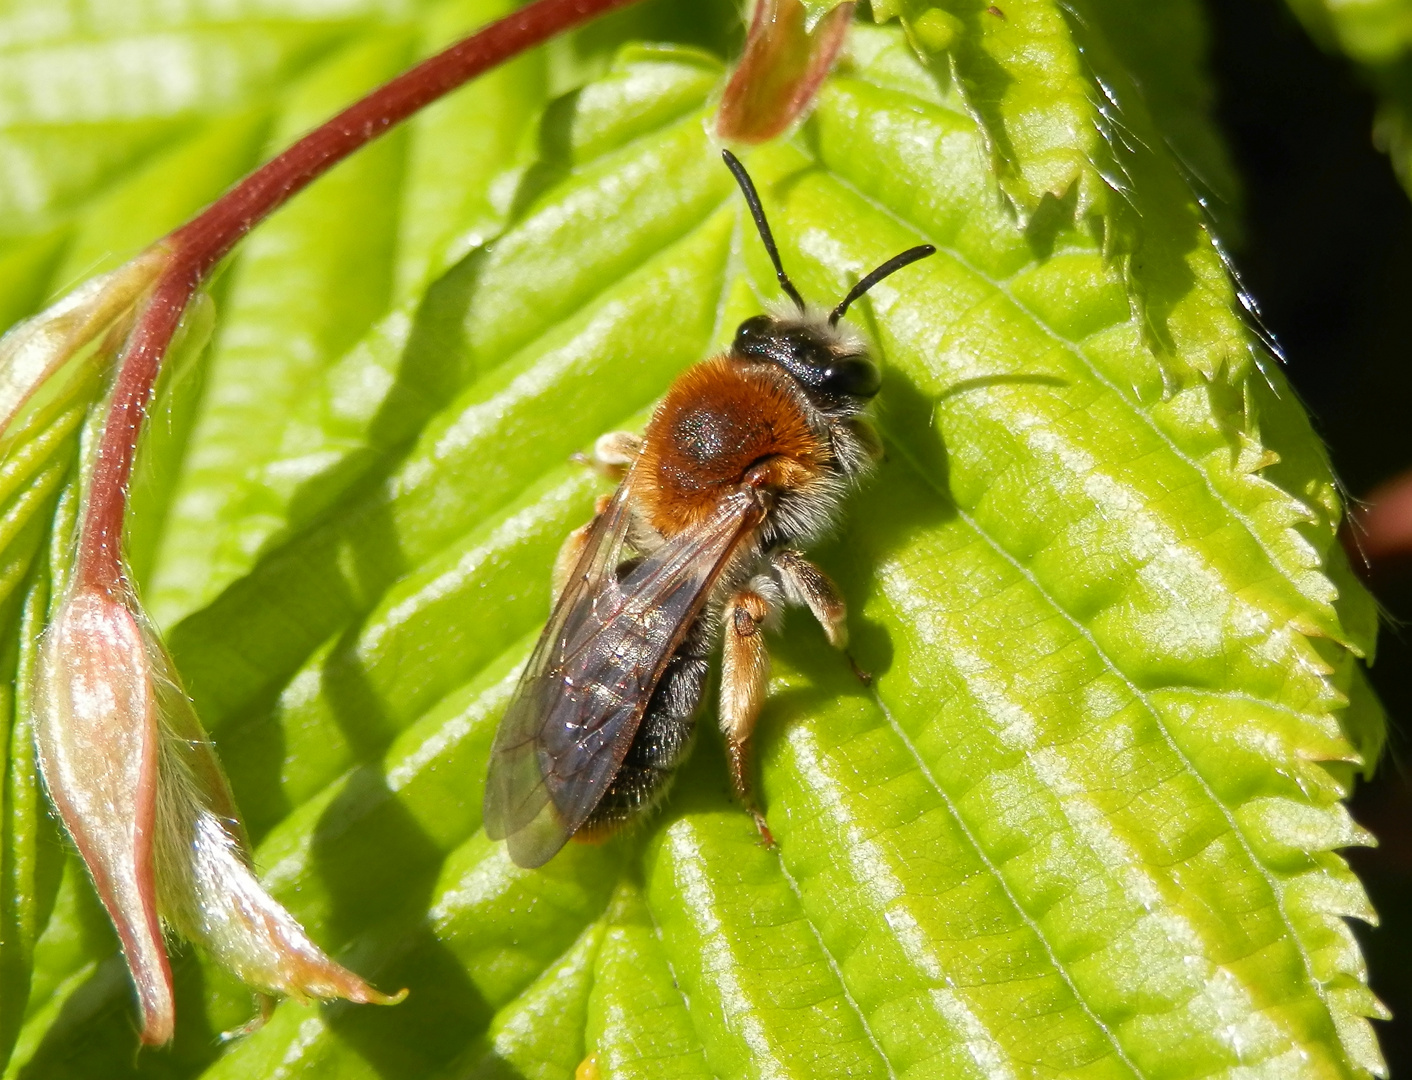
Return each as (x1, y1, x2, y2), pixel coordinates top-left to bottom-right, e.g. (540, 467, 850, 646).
(847, 652, 873, 685)
(750, 808, 776, 848)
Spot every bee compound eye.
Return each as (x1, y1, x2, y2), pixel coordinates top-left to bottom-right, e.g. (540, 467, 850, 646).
(818, 357, 881, 399)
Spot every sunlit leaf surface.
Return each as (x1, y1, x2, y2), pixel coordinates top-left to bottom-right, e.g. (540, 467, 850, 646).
(0, 0, 1388, 1077)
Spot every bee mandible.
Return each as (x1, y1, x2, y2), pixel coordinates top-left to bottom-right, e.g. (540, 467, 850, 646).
(484, 150, 935, 868)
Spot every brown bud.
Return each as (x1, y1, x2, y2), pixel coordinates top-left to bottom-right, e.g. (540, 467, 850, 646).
(35, 586, 173, 1043)
(717, 0, 855, 143)
(36, 584, 402, 1045)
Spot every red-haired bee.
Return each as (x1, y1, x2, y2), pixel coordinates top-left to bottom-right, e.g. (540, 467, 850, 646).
(484, 150, 934, 868)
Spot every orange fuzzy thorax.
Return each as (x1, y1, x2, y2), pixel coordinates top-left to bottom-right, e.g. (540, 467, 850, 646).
(633, 357, 830, 536)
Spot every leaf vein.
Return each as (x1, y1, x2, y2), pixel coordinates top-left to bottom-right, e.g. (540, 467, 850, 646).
(884, 433, 1353, 1066)
(863, 670, 1147, 1079)
(821, 159, 1333, 628)
(770, 847, 900, 1080)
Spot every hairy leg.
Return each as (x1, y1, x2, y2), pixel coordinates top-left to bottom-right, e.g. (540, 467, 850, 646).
(570, 429, 643, 479)
(555, 430, 646, 598)
(772, 548, 847, 648)
(719, 586, 775, 844)
(550, 492, 613, 601)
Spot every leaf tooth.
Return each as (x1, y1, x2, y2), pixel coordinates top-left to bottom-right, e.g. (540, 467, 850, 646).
(1327, 1003, 1389, 1079)
(1282, 866, 1379, 929)
(1328, 984, 1391, 1025)
(1151, 689, 1358, 807)
(1233, 799, 1375, 868)
(1304, 914, 1371, 991)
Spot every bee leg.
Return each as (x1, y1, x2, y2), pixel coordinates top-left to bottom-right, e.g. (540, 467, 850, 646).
(551, 493, 614, 602)
(832, 415, 884, 473)
(772, 549, 848, 649)
(720, 588, 775, 845)
(571, 431, 643, 479)
(594, 430, 643, 467)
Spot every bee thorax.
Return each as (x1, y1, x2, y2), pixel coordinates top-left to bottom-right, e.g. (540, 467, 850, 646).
(636, 357, 831, 536)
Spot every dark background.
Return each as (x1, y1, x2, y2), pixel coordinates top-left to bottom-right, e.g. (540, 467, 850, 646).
(1208, 0, 1412, 1071)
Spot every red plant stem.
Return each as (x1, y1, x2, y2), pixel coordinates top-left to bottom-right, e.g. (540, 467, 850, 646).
(76, 0, 645, 593)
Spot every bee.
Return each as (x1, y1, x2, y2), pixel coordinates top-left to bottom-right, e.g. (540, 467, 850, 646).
(484, 150, 934, 869)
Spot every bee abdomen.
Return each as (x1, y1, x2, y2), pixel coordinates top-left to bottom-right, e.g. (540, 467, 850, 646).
(576, 626, 708, 838)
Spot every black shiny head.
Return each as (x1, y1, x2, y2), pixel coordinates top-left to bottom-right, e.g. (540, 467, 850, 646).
(733, 314, 881, 400)
(721, 150, 935, 402)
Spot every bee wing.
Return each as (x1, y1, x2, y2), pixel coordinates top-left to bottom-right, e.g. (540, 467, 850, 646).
(484, 480, 761, 868)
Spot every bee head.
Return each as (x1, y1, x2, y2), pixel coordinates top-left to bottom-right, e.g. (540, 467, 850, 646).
(732, 313, 881, 401)
(721, 149, 934, 407)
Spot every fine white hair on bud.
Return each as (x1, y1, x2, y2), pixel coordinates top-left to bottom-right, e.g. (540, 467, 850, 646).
(0, 247, 169, 443)
(152, 685, 406, 1009)
(716, 0, 854, 143)
(34, 586, 172, 1043)
(35, 584, 402, 1046)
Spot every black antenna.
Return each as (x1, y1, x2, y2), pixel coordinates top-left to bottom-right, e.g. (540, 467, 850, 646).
(722, 149, 806, 312)
(829, 245, 936, 326)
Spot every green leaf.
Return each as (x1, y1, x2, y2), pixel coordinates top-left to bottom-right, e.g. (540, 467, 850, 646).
(585, 882, 711, 1080)
(1, 1, 1390, 1078)
(1, 439, 85, 1067)
(448, 919, 603, 1080)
